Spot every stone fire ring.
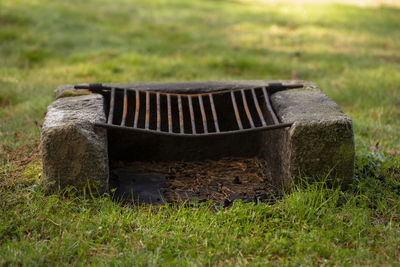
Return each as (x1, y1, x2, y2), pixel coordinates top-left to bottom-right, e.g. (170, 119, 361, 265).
(41, 80, 355, 194)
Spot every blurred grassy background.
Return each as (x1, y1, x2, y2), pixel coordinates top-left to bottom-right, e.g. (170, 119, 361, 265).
(0, 0, 399, 151)
(1, 1, 400, 265)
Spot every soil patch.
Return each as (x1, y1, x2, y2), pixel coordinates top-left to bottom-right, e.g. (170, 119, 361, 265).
(0, 141, 41, 188)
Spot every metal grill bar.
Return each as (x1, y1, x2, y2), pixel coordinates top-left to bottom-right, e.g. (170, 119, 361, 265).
(145, 91, 150, 130)
(262, 87, 279, 125)
(251, 88, 266, 126)
(230, 91, 243, 130)
(156, 92, 161, 131)
(134, 90, 140, 128)
(240, 89, 255, 128)
(177, 95, 184, 133)
(121, 89, 127, 126)
(209, 94, 220, 132)
(74, 82, 301, 137)
(188, 95, 196, 134)
(198, 95, 208, 133)
(96, 122, 293, 137)
(167, 94, 172, 133)
(108, 88, 116, 124)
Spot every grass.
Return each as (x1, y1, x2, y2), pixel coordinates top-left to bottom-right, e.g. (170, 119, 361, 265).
(1, 152, 400, 265)
(0, 0, 399, 265)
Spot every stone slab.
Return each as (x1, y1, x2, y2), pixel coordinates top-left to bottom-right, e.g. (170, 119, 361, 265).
(41, 94, 109, 194)
(264, 82, 355, 188)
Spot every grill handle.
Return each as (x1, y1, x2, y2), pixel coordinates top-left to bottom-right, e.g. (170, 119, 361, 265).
(74, 82, 303, 94)
(74, 83, 110, 93)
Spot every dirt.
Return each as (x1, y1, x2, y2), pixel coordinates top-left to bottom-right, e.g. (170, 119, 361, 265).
(0, 141, 41, 188)
(110, 157, 278, 206)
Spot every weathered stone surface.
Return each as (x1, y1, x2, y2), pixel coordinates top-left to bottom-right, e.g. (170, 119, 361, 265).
(41, 94, 109, 194)
(264, 82, 355, 188)
(54, 84, 77, 99)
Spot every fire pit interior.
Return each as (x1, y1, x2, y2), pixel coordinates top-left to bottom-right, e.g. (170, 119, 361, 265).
(76, 83, 300, 205)
(110, 158, 273, 205)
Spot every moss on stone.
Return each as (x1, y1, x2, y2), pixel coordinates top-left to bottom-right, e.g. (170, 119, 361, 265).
(334, 142, 355, 164)
(57, 89, 91, 99)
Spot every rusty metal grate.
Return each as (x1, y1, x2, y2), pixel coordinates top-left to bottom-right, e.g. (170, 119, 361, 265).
(74, 83, 302, 137)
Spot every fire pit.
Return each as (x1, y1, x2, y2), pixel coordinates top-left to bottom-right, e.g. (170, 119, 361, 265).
(41, 81, 355, 204)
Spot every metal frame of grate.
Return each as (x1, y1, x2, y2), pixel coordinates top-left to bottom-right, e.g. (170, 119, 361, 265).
(74, 83, 302, 137)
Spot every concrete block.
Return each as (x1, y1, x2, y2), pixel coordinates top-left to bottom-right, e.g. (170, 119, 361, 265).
(264, 81, 355, 188)
(41, 94, 109, 194)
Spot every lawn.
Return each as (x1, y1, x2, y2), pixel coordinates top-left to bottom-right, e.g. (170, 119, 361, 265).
(1, 0, 400, 265)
